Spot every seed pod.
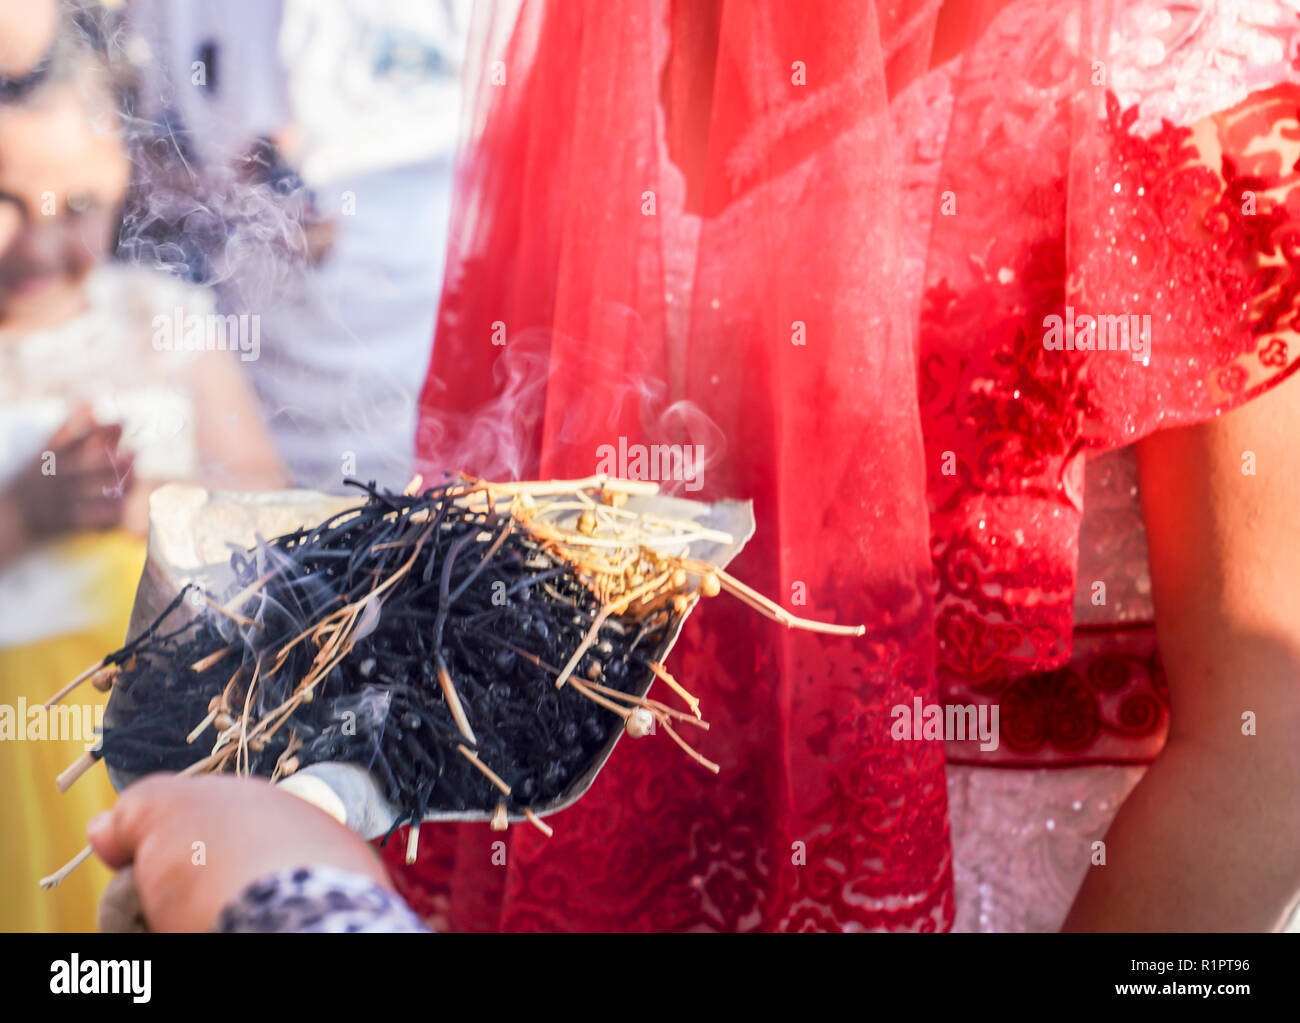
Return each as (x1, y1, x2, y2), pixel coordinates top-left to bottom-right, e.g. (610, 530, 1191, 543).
(625, 708, 655, 738)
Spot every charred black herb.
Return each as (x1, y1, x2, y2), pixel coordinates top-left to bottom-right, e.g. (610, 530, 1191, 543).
(94, 479, 679, 840)
(41, 476, 867, 890)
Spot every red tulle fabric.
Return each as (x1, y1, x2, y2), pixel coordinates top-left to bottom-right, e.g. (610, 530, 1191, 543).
(400, 0, 1300, 930)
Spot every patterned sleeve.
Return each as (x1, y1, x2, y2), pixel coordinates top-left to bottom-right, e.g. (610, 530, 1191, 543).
(1075, 2, 1300, 448)
(213, 865, 433, 933)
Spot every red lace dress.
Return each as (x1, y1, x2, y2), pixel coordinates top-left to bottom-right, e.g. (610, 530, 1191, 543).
(394, 0, 1300, 931)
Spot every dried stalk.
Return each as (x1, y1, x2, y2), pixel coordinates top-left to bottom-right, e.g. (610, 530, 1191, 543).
(42, 474, 868, 893)
(55, 752, 99, 793)
(42, 661, 114, 708)
(39, 845, 94, 890)
(524, 809, 554, 838)
(457, 744, 511, 795)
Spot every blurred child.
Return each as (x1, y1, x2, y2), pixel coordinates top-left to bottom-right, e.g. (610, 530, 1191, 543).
(0, 2, 284, 931)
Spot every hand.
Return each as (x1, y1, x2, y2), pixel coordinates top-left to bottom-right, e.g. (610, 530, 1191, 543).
(5, 406, 134, 542)
(87, 774, 394, 933)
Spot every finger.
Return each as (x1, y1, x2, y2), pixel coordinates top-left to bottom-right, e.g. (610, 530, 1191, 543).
(21, 472, 129, 521)
(93, 421, 124, 452)
(59, 450, 129, 487)
(100, 457, 136, 499)
(86, 812, 131, 870)
(59, 426, 126, 470)
(86, 775, 177, 870)
(62, 460, 135, 497)
(53, 465, 126, 491)
(70, 497, 127, 530)
(46, 404, 96, 449)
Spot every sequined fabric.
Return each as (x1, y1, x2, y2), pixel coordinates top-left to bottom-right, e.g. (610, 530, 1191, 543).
(890, 0, 1300, 769)
(404, 0, 1300, 932)
(900, 0, 1300, 930)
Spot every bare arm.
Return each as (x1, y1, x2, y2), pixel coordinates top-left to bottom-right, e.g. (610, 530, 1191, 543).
(123, 352, 287, 534)
(1062, 370, 1300, 931)
(189, 351, 288, 492)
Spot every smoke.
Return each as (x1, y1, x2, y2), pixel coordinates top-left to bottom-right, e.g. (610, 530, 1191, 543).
(117, 135, 311, 314)
(56, 1, 430, 494)
(59, 4, 728, 495)
(414, 328, 554, 483)
(652, 398, 729, 494)
(37, 2, 306, 307)
(417, 324, 729, 494)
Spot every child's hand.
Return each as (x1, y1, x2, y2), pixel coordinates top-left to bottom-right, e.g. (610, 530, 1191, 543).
(87, 774, 394, 933)
(7, 407, 134, 540)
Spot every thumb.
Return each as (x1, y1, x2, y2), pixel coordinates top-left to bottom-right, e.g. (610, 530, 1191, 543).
(47, 403, 96, 450)
(86, 808, 134, 869)
(85, 774, 170, 869)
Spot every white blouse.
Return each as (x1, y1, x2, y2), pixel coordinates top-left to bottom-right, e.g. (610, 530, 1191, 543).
(0, 264, 211, 646)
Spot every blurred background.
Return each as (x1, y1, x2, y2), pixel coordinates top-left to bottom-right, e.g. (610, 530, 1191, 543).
(0, 0, 471, 930)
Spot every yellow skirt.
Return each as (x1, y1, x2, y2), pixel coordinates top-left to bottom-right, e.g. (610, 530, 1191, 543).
(0, 531, 145, 932)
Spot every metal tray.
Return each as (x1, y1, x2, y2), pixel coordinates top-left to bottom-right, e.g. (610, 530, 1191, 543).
(106, 483, 754, 838)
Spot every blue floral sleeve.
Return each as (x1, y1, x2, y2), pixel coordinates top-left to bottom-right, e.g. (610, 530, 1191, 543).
(214, 865, 432, 933)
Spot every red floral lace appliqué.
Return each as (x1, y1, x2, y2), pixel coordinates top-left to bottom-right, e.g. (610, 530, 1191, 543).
(394, 67, 1300, 933)
(926, 87, 1300, 766)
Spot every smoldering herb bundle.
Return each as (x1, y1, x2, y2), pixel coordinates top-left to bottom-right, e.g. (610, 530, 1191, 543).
(44, 475, 862, 884)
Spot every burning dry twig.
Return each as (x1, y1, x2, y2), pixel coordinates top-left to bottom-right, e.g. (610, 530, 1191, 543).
(41, 476, 863, 890)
